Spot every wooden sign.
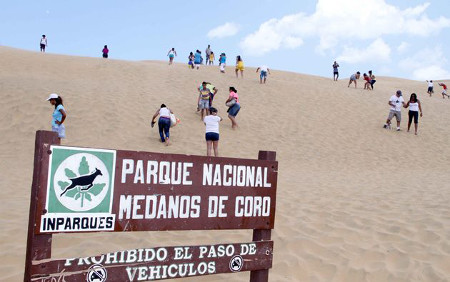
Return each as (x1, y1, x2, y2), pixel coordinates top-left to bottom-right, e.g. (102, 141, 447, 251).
(25, 131, 278, 281)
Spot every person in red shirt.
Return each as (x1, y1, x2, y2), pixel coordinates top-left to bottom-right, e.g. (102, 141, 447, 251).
(438, 83, 449, 99)
(363, 73, 372, 90)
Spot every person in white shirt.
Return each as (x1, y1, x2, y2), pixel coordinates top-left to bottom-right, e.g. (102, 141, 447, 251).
(426, 80, 434, 97)
(40, 35, 47, 52)
(256, 65, 271, 84)
(384, 90, 406, 131)
(151, 104, 173, 146)
(203, 107, 222, 156)
(403, 93, 423, 135)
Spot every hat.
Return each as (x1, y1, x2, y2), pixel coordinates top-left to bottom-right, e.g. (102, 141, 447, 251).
(396, 90, 402, 96)
(46, 93, 59, 101)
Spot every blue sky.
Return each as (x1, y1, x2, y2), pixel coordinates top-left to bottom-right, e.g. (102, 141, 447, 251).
(1, 0, 449, 80)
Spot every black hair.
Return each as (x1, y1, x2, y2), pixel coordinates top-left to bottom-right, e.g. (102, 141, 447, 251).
(160, 104, 166, 108)
(229, 87, 237, 93)
(210, 107, 217, 113)
(42, 35, 46, 37)
(410, 93, 417, 103)
(236, 55, 242, 61)
(53, 96, 63, 109)
(104, 45, 107, 48)
(357, 71, 360, 74)
(363, 73, 367, 76)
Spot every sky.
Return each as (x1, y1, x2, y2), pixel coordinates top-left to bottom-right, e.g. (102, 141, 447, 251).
(1, 0, 449, 80)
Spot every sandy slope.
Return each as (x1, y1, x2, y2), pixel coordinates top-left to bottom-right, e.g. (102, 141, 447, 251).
(0, 46, 449, 281)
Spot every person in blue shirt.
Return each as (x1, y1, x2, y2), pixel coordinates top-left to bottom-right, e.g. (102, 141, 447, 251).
(194, 50, 202, 69)
(219, 53, 226, 73)
(46, 93, 66, 139)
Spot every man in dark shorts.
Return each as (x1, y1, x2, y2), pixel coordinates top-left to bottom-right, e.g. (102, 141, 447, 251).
(333, 61, 339, 81)
(40, 35, 47, 52)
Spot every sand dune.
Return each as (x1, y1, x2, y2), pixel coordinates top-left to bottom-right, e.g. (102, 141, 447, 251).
(0, 46, 449, 281)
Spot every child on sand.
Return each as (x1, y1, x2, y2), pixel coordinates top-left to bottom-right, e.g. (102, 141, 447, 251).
(209, 52, 215, 65)
(204, 107, 222, 157)
(426, 80, 434, 96)
(235, 56, 244, 78)
(188, 52, 195, 69)
(102, 45, 109, 58)
(404, 93, 423, 135)
(47, 93, 66, 140)
(438, 82, 449, 99)
(348, 72, 360, 88)
(225, 87, 240, 129)
(219, 53, 226, 73)
(198, 82, 212, 120)
(167, 48, 177, 65)
(151, 104, 173, 146)
(256, 65, 271, 84)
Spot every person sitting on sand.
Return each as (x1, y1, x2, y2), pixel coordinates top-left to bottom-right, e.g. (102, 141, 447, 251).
(384, 90, 405, 131)
(438, 82, 449, 99)
(363, 73, 372, 90)
(225, 87, 240, 129)
(404, 93, 423, 135)
(348, 71, 360, 88)
(333, 61, 339, 81)
(167, 48, 177, 65)
(426, 80, 434, 97)
(235, 55, 244, 78)
(204, 107, 222, 157)
(47, 93, 66, 140)
(256, 65, 271, 84)
(369, 70, 376, 90)
(102, 45, 109, 58)
(198, 82, 212, 120)
(151, 104, 173, 146)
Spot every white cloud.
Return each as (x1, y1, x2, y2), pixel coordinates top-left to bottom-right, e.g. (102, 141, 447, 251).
(336, 38, 391, 64)
(240, 0, 450, 56)
(399, 46, 450, 80)
(207, 22, 240, 39)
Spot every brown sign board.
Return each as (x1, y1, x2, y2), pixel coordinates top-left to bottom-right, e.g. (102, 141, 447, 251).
(25, 131, 278, 282)
(35, 145, 278, 234)
(30, 241, 273, 281)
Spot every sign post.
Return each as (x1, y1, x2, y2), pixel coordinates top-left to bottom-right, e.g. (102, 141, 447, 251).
(24, 131, 278, 281)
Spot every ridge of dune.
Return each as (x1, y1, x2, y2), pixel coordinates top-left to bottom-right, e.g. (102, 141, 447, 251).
(0, 46, 449, 281)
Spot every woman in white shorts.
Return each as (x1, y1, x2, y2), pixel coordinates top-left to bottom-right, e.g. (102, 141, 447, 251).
(47, 93, 66, 139)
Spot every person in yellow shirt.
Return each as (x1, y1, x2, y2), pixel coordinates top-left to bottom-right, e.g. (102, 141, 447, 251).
(235, 55, 244, 78)
(209, 52, 215, 65)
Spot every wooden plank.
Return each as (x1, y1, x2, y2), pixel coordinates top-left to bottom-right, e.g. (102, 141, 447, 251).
(24, 131, 60, 281)
(31, 241, 273, 281)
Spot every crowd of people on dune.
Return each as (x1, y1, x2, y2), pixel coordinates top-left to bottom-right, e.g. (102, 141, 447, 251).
(41, 37, 448, 155)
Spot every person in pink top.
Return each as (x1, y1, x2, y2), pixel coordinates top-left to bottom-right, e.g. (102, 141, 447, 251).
(225, 86, 240, 129)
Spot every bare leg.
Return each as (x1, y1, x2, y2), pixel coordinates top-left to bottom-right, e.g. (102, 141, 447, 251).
(206, 141, 212, 156)
(228, 115, 238, 129)
(235, 69, 238, 78)
(264, 77, 267, 84)
(240, 70, 244, 78)
(213, 141, 219, 157)
(407, 121, 412, 132)
(165, 137, 170, 146)
(414, 123, 418, 135)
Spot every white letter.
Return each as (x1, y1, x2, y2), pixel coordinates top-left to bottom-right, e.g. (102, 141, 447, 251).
(132, 195, 145, 219)
(146, 161, 158, 184)
(119, 195, 132, 219)
(223, 165, 232, 186)
(235, 196, 244, 217)
(183, 163, 193, 185)
(121, 159, 134, 183)
(159, 161, 170, 184)
(134, 160, 144, 184)
(203, 164, 212, 185)
(263, 167, 271, 187)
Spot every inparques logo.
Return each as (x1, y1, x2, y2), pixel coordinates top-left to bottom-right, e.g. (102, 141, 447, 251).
(41, 146, 116, 233)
